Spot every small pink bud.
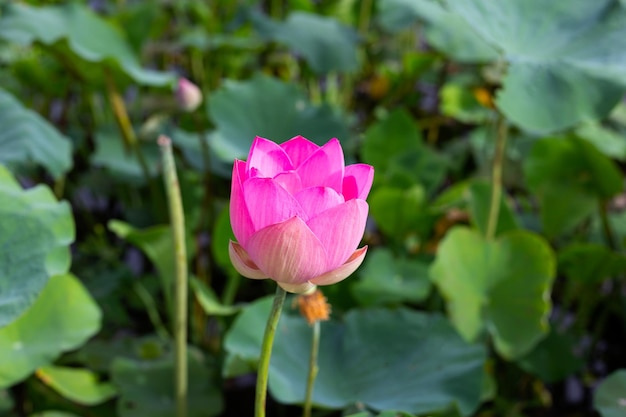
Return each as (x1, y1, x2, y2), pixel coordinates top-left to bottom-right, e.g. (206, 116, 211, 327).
(176, 78, 202, 112)
(228, 135, 374, 294)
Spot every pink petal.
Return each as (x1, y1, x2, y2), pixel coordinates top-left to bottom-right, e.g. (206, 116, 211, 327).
(230, 160, 255, 245)
(296, 138, 345, 192)
(246, 136, 293, 177)
(294, 187, 344, 219)
(343, 164, 374, 200)
(306, 199, 369, 270)
(228, 241, 268, 279)
(310, 246, 368, 286)
(244, 178, 308, 230)
(246, 217, 328, 284)
(277, 281, 317, 294)
(280, 136, 320, 167)
(272, 171, 303, 194)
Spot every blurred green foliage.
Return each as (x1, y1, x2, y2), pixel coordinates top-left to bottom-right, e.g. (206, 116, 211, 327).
(0, 1, 625, 416)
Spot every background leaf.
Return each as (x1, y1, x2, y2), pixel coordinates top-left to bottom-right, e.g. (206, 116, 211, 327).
(430, 227, 556, 359)
(225, 298, 486, 415)
(252, 11, 359, 73)
(0, 3, 174, 86)
(207, 74, 350, 162)
(0, 166, 74, 328)
(36, 365, 117, 406)
(111, 347, 223, 417)
(0, 89, 72, 179)
(0, 274, 102, 388)
(594, 369, 626, 417)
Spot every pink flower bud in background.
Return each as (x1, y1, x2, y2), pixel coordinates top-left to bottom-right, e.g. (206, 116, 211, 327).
(229, 136, 374, 294)
(175, 78, 203, 112)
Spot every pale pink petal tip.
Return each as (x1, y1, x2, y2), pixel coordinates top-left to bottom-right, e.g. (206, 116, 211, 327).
(228, 241, 268, 279)
(277, 281, 317, 294)
(311, 246, 368, 286)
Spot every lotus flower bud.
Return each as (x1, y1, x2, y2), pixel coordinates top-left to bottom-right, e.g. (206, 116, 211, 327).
(175, 78, 202, 112)
(229, 135, 374, 294)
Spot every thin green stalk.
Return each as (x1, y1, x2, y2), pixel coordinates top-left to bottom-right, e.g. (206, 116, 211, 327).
(255, 285, 287, 417)
(485, 115, 508, 240)
(599, 200, 618, 250)
(303, 320, 320, 417)
(133, 281, 170, 342)
(221, 271, 241, 305)
(358, 0, 374, 35)
(159, 136, 188, 417)
(104, 69, 154, 188)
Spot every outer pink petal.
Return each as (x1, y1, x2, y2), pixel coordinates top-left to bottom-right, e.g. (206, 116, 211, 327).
(246, 217, 328, 284)
(230, 160, 255, 245)
(343, 164, 374, 200)
(294, 187, 344, 219)
(244, 178, 308, 230)
(272, 170, 303, 194)
(280, 136, 320, 167)
(310, 246, 368, 286)
(246, 136, 293, 177)
(296, 138, 344, 192)
(306, 199, 369, 270)
(277, 281, 317, 294)
(228, 241, 268, 279)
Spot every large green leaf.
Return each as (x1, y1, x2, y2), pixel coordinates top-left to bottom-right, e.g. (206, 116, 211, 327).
(0, 274, 102, 388)
(0, 166, 74, 328)
(362, 109, 447, 192)
(386, 0, 626, 132)
(0, 3, 174, 86)
(594, 369, 626, 417)
(225, 298, 486, 415)
(446, 0, 626, 133)
(517, 330, 584, 383)
(0, 89, 72, 179)
(377, 0, 498, 63)
(430, 227, 556, 359)
(351, 248, 431, 306)
(36, 365, 117, 406)
(524, 137, 622, 237)
(252, 11, 359, 73)
(207, 74, 350, 162)
(111, 347, 223, 417)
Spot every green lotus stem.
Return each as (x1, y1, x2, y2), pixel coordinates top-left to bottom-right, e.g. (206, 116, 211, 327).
(358, 0, 374, 35)
(158, 135, 188, 417)
(486, 115, 508, 240)
(104, 69, 153, 187)
(302, 320, 320, 417)
(255, 284, 287, 417)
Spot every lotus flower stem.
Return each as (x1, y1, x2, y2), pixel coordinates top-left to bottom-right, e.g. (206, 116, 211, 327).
(159, 135, 188, 417)
(255, 284, 287, 417)
(303, 319, 320, 417)
(486, 115, 508, 240)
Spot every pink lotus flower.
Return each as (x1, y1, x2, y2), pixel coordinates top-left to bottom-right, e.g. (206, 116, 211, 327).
(229, 136, 374, 294)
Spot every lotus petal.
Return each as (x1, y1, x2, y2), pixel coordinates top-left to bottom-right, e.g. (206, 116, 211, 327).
(246, 217, 328, 283)
(311, 247, 368, 286)
(294, 187, 345, 219)
(244, 178, 308, 229)
(230, 160, 255, 245)
(343, 164, 374, 200)
(306, 199, 369, 269)
(297, 138, 344, 192)
(246, 136, 293, 177)
(228, 241, 268, 279)
(281, 135, 320, 167)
